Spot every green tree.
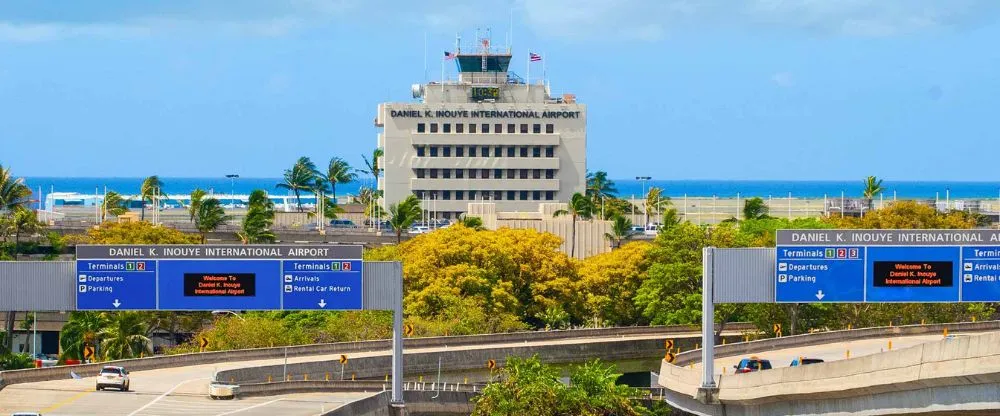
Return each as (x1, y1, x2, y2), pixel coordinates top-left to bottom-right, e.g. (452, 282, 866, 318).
(325, 157, 357, 200)
(11, 208, 43, 261)
(0, 164, 31, 213)
(577, 242, 653, 327)
(353, 187, 385, 220)
(361, 148, 383, 183)
(535, 306, 570, 330)
(99, 312, 152, 360)
(139, 175, 164, 221)
(458, 215, 484, 230)
(67, 221, 200, 245)
(604, 215, 634, 248)
(586, 170, 618, 205)
(101, 191, 129, 221)
(59, 312, 109, 361)
(644, 187, 670, 226)
(553, 192, 596, 258)
(188, 188, 207, 222)
(237, 190, 276, 244)
(863, 175, 885, 211)
(742, 197, 769, 220)
(388, 195, 422, 244)
(194, 198, 231, 243)
(276, 157, 319, 212)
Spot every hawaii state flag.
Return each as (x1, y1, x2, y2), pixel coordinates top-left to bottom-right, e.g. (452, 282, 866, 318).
(529, 52, 542, 62)
(444, 51, 455, 60)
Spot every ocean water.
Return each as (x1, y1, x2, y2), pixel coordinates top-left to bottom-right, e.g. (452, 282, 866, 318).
(23, 177, 1000, 201)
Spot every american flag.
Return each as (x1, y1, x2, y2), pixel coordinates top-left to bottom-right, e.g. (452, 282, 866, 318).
(444, 51, 455, 60)
(529, 52, 542, 62)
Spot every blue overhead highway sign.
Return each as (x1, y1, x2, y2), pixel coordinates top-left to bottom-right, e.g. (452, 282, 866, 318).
(775, 246, 865, 303)
(76, 245, 363, 311)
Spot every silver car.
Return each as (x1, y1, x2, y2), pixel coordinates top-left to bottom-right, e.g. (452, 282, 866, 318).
(96, 366, 130, 391)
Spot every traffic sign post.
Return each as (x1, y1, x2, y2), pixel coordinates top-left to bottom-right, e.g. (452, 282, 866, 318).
(199, 336, 209, 352)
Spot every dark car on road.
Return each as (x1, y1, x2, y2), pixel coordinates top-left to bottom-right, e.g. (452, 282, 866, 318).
(790, 357, 824, 366)
(734, 357, 772, 373)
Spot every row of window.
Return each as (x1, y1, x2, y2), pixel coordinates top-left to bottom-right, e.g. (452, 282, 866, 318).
(414, 190, 555, 201)
(416, 145, 555, 158)
(415, 168, 556, 179)
(417, 122, 555, 134)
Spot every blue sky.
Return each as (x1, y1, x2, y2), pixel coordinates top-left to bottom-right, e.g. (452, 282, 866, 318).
(2, 0, 1000, 181)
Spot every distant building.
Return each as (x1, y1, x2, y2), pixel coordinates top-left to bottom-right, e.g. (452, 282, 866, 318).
(375, 35, 587, 219)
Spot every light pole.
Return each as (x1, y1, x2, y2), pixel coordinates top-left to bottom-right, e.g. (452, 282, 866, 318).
(636, 176, 651, 225)
(225, 174, 239, 209)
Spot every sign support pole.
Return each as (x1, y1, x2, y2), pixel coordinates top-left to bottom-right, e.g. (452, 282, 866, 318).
(391, 270, 404, 406)
(698, 247, 719, 404)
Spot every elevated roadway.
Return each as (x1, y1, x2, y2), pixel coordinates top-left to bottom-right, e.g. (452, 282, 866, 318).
(1, 325, 746, 415)
(659, 321, 1000, 416)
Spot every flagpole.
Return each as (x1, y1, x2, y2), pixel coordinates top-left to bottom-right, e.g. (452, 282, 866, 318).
(526, 51, 530, 85)
(543, 51, 547, 87)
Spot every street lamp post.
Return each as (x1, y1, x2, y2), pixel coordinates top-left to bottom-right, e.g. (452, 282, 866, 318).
(636, 176, 651, 225)
(225, 174, 240, 209)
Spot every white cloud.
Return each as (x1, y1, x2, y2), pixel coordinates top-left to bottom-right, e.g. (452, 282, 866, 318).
(520, 0, 1000, 41)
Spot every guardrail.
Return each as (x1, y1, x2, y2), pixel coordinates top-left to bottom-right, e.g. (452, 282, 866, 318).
(0, 323, 753, 388)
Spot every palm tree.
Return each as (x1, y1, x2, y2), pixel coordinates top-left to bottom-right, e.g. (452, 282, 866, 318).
(353, 187, 386, 220)
(101, 191, 129, 221)
(194, 198, 231, 243)
(326, 157, 357, 201)
(11, 208, 42, 261)
(388, 195, 422, 244)
(604, 215, 634, 249)
(459, 215, 484, 230)
(743, 197, 769, 220)
(586, 171, 618, 205)
(644, 187, 670, 226)
(361, 148, 383, 183)
(863, 175, 884, 211)
(99, 312, 151, 361)
(139, 176, 164, 221)
(188, 188, 207, 222)
(276, 157, 318, 212)
(0, 164, 31, 213)
(311, 177, 332, 227)
(553, 192, 596, 258)
(59, 311, 109, 361)
(237, 190, 275, 244)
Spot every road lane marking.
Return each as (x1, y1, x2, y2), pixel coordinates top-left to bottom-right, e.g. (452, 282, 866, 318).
(214, 398, 283, 416)
(38, 390, 92, 414)
(126, 377, 208, 416)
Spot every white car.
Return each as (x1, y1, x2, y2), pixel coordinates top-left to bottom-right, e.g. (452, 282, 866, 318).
(643, 224, 660, 236)
(408, 225, 430, 234)
(96, 366, 130, 391)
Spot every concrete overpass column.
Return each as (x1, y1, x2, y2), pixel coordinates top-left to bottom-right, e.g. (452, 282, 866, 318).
(698, 247, 720, 404)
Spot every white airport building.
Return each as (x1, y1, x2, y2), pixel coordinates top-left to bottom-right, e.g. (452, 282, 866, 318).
(374, 37, 587, 219)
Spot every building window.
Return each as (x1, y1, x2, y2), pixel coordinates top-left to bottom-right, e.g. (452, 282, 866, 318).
(481, 169, 490, 179)
(429, 169, 438, 178)
(507, 191, 515, 200)
(482, 146, 490, 157)
(520, 191, 528, 200)
(533, 191, 541, 200)
(493, 191, 502, 200)
(546, 169, 554, 179)
(416, 169, 425, 178)
(507, 147, 515, 158)
(455, 146, 464, 157)
(520, 169, 528, 179)
(415, 190, 425, 199)
(481, 123, 490, 133)
(416, 146, 426, 157)
(533, 169, 541, 179)
(443, 147, 451, 157)
(468, 123, 476, 133)
(520, 147, 528, 157)
(520, 124, 529, 134)
(545, 124, 554, 134)
(507, 169, 515, 179)
(468, 190, 477, 200)
(546, 191, 554, 200)
(456, 191, 464, 200)
(494, 169, 503, 179)
(469, 146, 476, 157)
(532, 124, 541, 134)
(533, 147, 541, 157)
(455, 123, 464, 133)
(545, 146, 554, 157)
(469, 169, 477, 179)
(430, 146, 438, 157)
(507, 123, 516, 133)
(443, 169, 451, 179)
(417, 123, 426, 133)
(456, 169, 464, 179)
(443, 190, 451, 200)
(494, 146, 502, 157)
(430, 123, 439, 133)
(443, 123, 452, 133)
(493, 123, 502, 134)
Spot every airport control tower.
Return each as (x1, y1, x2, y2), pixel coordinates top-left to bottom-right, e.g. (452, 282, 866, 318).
(374, 33, 587, 219)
